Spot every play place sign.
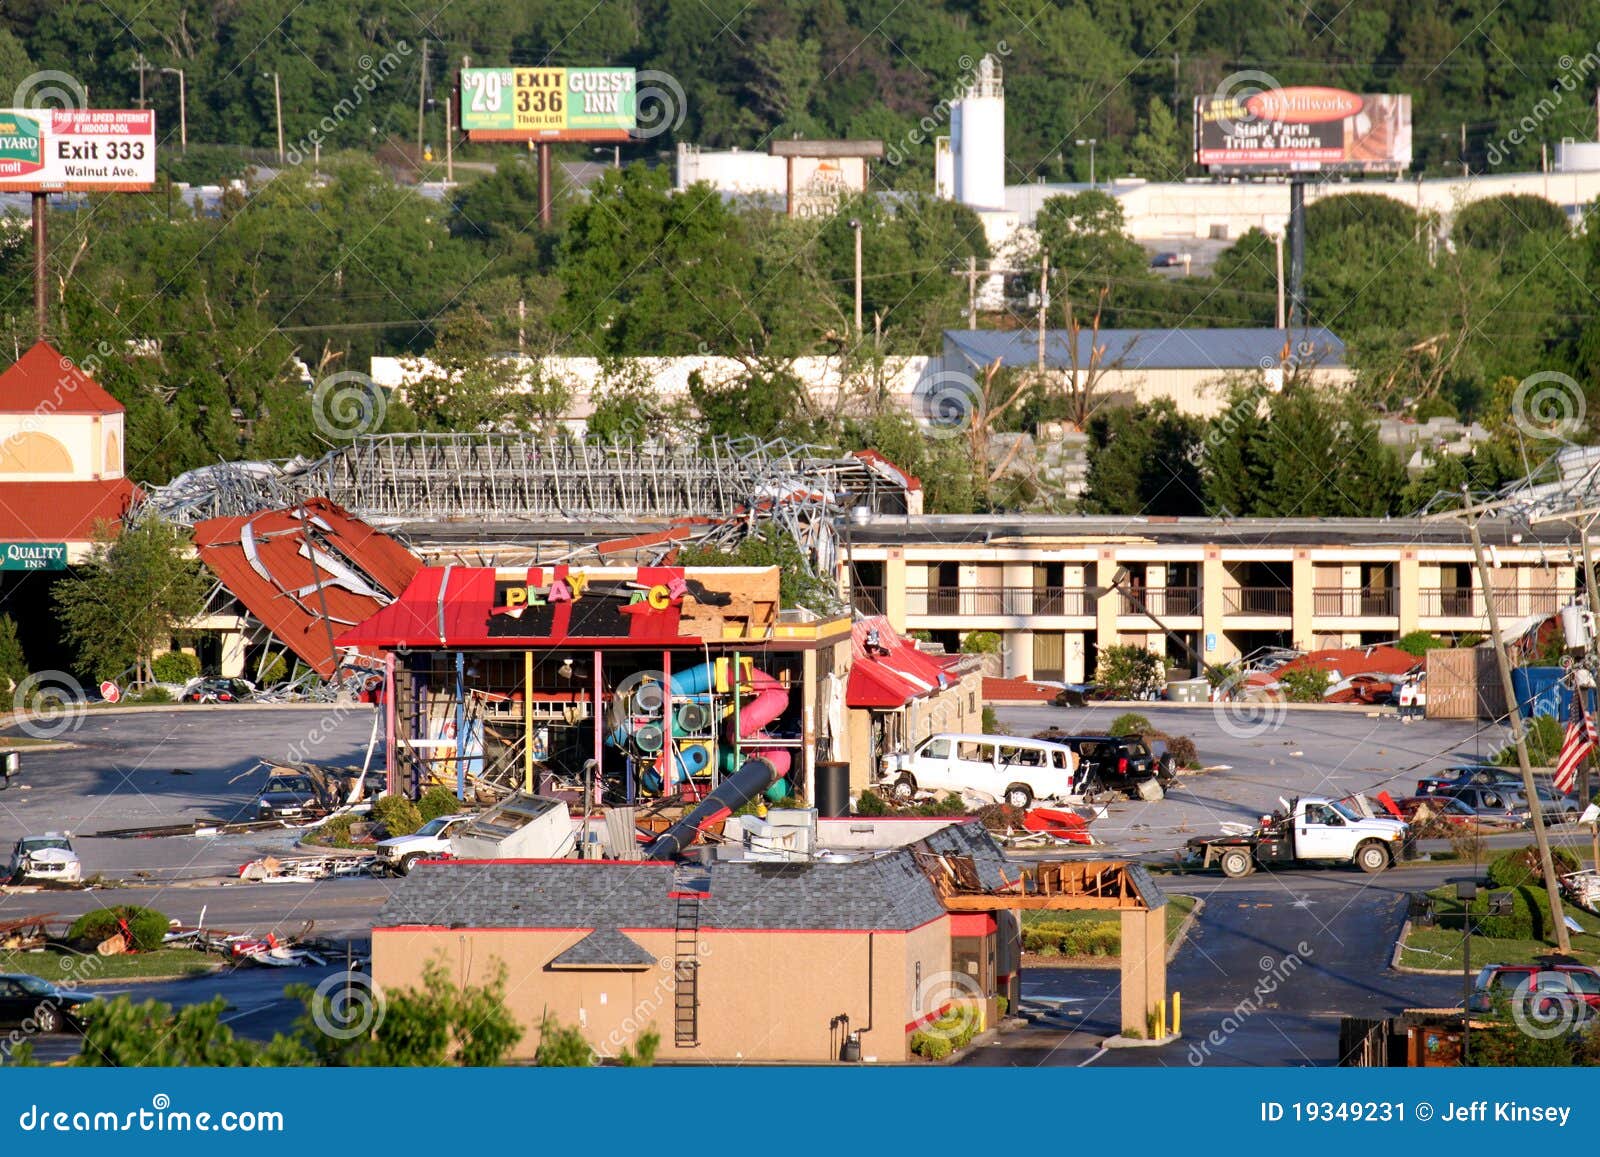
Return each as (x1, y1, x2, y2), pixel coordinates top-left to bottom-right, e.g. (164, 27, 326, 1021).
(0, 543, 66, 570)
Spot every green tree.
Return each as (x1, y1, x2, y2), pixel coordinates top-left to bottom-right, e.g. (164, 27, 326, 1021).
(54, 520, 208, 684)
(1128, 97, 1181, 180)
(1082, 400, 1205, 516)
(0, 613, 28, 694)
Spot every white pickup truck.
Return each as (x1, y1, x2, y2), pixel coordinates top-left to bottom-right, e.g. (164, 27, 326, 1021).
(1186, 796, 1412, 877)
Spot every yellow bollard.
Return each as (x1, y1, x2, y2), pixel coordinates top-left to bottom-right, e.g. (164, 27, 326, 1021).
(1173, 991, 1182, 1036)
(1156, 998, 1166, 1039)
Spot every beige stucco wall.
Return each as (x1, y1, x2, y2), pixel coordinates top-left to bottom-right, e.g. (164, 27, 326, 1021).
(0, 412, 122, 480)
(373, 917, 954, 1063)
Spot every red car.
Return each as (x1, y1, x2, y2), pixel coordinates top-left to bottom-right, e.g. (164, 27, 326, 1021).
(1394, 795, 1486, 827)
(1467, 964, 1600, 1015)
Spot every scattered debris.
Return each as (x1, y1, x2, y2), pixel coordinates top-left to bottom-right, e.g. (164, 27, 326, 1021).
(237, 853, 376, 882)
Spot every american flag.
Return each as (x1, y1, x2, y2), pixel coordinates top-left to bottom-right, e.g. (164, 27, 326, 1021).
(1554, 688, 1597, 795)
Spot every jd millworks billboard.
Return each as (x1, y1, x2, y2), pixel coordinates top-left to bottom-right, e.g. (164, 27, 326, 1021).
(1194, 88, 1410, 174)
(0, 109, 155, 190)
(459, 67, 634, 140)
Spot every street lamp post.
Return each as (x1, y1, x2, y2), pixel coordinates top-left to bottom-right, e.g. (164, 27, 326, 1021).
(160, 67, 186, 153)
(1076, 137, 1097, 187)
(264, 72, 285, 164)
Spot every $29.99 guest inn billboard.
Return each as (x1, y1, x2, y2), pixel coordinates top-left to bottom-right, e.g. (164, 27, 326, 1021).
(459, 68, 634, 141)
(0, 109, 156, 191)
(1194, 87, 1411, 174)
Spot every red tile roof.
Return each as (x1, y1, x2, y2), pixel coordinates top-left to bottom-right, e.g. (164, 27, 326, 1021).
(847, 616, 957, 709)
(980, 676, 1060, 703)
(0, 478, 140, 542)
(192, 499, 422, 677)
(0, 342, 124, 415)
(1274, 646, 1419, 680)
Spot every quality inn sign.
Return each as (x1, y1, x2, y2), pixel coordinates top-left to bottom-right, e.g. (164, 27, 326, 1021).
(0, 543, 66, 570)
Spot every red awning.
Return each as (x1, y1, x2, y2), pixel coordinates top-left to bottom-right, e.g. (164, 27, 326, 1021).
(192, 499, 421, 677)
(0, 477, 140, 543)
(847, 616, 955, 709)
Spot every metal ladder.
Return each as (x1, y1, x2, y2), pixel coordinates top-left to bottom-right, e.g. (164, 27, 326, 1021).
(671, 864, 708, 1047)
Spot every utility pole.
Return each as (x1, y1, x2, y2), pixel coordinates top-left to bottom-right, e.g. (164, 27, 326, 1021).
(967, 254, 977, 328)
(132, 53, 150, 109)
(1037, 253, 1049, 373)
(850, 218, 863, 336)
(1465, 488, 1571, 951)
(1460, 122, 1468, 177)
(444, 75, 454, 183)
(31, 193, 45, 343)
(417, 39, 428, 163)
(271, 73, 285, 164)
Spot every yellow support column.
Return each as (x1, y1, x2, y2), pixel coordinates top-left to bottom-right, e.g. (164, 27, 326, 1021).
(1397, 552, 1420, 636)
(523, 651, 534, 793)
(1291, 552, 1314, 650)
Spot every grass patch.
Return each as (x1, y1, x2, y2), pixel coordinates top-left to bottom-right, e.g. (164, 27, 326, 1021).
(0, 947, 222, 981)
(1022, 894, 1196, 960)
(0, 735, 70, 748)
(1397, 885, 1600, 970)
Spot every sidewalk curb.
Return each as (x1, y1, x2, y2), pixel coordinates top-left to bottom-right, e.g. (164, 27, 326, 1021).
(1390, 917, 1463, 975)
(1168, 896, 1205, 963)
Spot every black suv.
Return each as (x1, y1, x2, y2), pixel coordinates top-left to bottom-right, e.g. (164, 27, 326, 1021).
(1037, 731, 1172, 796)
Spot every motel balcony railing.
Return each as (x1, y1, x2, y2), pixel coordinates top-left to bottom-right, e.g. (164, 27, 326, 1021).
(906, 586, 1094, 617)
(1118, 586, 1202, 617)
(1312, 587, 1398, 617)
(1416, 588, 1568, 618)
(1223, 586, 1293, 616)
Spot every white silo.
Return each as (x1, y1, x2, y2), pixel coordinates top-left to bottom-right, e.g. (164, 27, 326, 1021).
(950, 54, 1005, 210)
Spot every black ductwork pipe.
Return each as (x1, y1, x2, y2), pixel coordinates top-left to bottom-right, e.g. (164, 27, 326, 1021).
(643, 756, 777, 860)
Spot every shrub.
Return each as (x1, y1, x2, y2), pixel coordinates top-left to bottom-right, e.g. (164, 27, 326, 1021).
(981, 706, 999, 733)
(1164, 734, 1199, 768)
(316, 813, 357, 849)
(1095, 644, 1164, 699)
(68, 905, 169, 952)
(1279, 667, 1330, 703)
(1396, 630, 1447, 657)
(1494, 714, 1564, 767)
(1487, 844, 1579, 890)
(913, 792, 969, 817)
(909, 1030, 952, 1060)
(417, 785, 462, 822)
(1109, 712, 1151, 737)
(1023, 921, 1122, 957)
(961, 631, 1000, 655)
(256, 652, 289, 685)
(854, 789, 890, 816)
(974, 803, 1026, 832)
(372, 794, 423, 837)
(151, 651, 200, 684)
(130, 685, 173, 704)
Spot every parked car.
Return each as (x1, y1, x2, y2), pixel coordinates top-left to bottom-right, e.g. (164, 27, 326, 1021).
(1435, 783, 1530, 826)
(880, 733, 1081, 808)
(0, 974, 93, 1033)
(182, 677, 256, 704)
(254, 773, 324, 823)
(1150, 251, 1188, 268)
(1394, 795, 1487, 828)
(6, 834, 81, 884)
(1057, 734, 1168, 795)
(375, 813, 476, 875)
(1467, 964, 1600, 1017)
(1415, 765, 1524, 796)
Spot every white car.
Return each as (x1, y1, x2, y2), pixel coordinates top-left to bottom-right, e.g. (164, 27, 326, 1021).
(8, 834, 81, 884)
(375, 813, 475, 875)
(880, 733, 1080, 809)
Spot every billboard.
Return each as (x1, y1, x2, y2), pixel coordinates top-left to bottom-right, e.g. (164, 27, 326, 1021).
(788, 155, 867, 218)
(0, 109, 155, 191)
(459, 67, 634, 140)
(1194, 88, 1410, 174)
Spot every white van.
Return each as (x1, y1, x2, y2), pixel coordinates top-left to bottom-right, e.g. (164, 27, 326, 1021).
(879, 733, 1080, 808)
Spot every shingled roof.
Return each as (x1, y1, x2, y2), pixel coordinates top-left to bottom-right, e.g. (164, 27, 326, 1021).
(548, 928, 658, 969)
(377, 846, 954, 934)
(921, 821, 1014, 892)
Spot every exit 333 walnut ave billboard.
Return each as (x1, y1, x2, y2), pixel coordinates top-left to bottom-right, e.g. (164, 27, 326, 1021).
(1194, 88, 1411, 174)
(0, 109, 155, 191)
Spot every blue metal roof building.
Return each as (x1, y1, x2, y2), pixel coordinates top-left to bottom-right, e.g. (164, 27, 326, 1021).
(942, 326, 1347, 373)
